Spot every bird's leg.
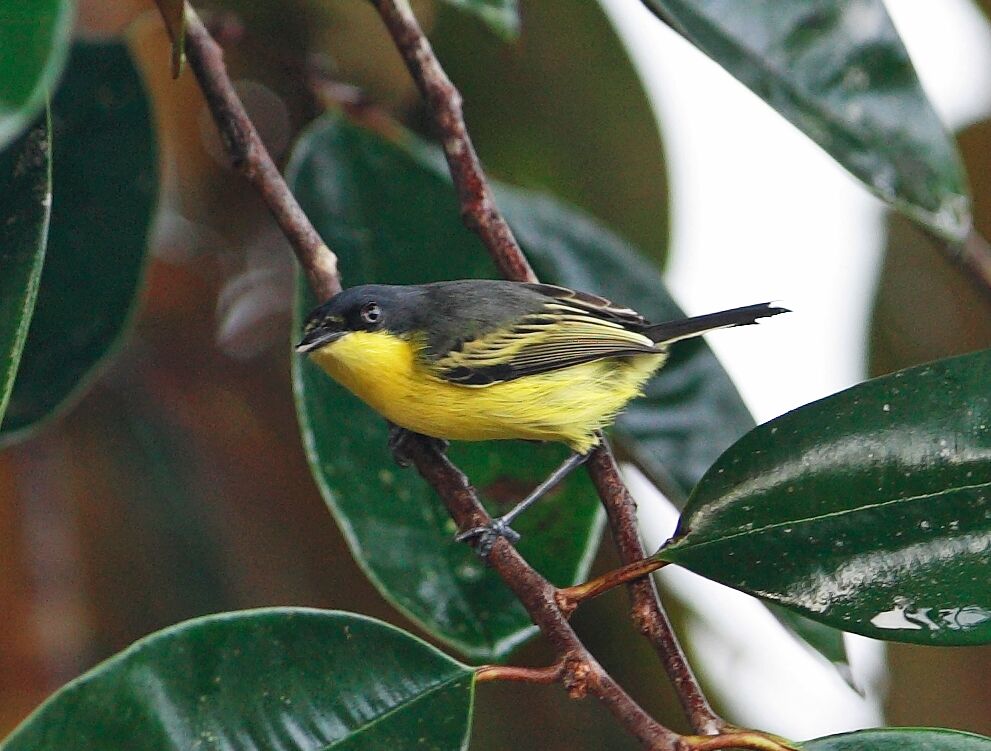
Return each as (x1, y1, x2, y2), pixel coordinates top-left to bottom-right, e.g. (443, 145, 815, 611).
(457, 451, 590, 558)
(387, 423, 448, 468)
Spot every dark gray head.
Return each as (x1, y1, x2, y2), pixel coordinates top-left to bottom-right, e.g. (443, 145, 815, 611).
(295, 284, 426, 353)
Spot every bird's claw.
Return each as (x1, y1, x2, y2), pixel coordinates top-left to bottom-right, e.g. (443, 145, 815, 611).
(387, 424, 448, 468)
(456, 517, 521, 561)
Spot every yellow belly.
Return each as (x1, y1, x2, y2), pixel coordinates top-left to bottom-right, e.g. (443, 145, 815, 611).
(309, 331, 665, 454)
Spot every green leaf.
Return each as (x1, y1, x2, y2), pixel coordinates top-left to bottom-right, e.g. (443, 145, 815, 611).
(288, 116, 603, 660)
(431, 0, 668, 262)
(658, 348, 991, 645)
(641, 0, 970, 241)
(1, 41, 157, 441)
(0, 608, 475, 751)
(151, 0, 186, 77)
(439, 0, 519, 40)
(0, 114, 51, 429)
(805, 728, 991, 750)
(0, 0, 73, 150)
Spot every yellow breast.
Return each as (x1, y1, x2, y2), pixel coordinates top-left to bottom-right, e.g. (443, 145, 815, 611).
(309, 330, 665, 453)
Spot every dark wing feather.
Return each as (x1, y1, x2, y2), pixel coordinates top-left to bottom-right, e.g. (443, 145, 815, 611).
(433, 300, 659, 386)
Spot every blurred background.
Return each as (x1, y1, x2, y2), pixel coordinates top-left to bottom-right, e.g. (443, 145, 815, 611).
(1, 0, 990, 747)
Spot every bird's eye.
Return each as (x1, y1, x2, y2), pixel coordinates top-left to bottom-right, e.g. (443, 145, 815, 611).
(360, 302, 382, 325)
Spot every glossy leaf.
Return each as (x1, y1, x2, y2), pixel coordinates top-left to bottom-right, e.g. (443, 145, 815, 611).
(432, 0, 668, 261)
(151, 0, 186, 77)
(0, 116, 51, 428)
(1, 41, 157, 441)
(805, 728, 991, 751)
(289, 116, 603, 660)
(642, 0, 970, 241)
(658, 348, 991, 645)
(440, 0, 518, 39)
(0, 0, 73, 150)
(0, 608, 475, 751)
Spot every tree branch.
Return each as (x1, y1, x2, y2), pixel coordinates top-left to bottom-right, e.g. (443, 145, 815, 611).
(369, 0, 724, 737)
(183, 4, 791, 749)
(183, 5, 340, 302)
(402, 436, 679, 749)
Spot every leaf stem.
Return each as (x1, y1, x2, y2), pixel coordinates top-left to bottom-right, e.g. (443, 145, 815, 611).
(557, 557, 667, 613)
(475, 662, 565, 684)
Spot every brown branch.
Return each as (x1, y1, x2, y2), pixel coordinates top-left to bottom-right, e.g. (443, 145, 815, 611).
(957, 229, 991, 296)
(183, 4, 341, 302)
(370, 0, 724, 737)
(184, 6, 792, 750)
(369, 0, 536, 284)
(402, 435, 678, 749)
(587, 446, 724, 735)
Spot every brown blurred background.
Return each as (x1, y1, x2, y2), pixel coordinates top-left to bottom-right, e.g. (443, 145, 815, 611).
(1, 0, 990, 746)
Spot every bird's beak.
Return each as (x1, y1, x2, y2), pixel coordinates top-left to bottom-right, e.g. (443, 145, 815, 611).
(295, 328, 348, 353)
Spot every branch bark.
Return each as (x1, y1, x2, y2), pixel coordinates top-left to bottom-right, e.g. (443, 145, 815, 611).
(369, 0, 724, 736)
(183, 3, 790, 749)
(183, 5, 340, 302)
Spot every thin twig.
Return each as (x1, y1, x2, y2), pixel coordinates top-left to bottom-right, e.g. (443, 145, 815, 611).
(586, 447, 724, 735)
(369, 0, 537, 284)
(183, 4, 340, 302)
(370, 0, 723, 736)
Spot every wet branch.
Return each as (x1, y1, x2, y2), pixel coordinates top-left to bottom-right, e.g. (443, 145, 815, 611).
(182, 3, 791, 749)
(370, 0, 725, 737)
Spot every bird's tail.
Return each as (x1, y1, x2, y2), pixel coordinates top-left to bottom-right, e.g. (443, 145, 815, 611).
(643, 302, 789, 344)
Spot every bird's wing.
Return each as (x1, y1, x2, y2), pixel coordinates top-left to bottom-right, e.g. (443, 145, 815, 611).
(432, 301, 659, 386)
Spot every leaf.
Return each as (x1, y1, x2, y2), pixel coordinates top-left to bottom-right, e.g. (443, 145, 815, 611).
(641, 0, 971, 241)
(0, 608, 475, 751)
(439, 0, 519, 40)
(804, 728, 991, 751)
(431, 0, 668, 262)
(657, 348, 991, 645)
(151, 0, 186, 78)
(0, 0, 73, 150)
(1, 41, 158, 441)
(288, 116, 603, 660)
(0, 114, 51, 429)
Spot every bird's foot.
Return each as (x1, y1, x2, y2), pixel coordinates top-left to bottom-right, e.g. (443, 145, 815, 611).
(387, 424, 448, 468)
(455, 517, 521, 561)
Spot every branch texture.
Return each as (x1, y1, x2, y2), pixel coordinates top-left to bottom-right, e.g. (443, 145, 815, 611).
(184, 5, 340, 302)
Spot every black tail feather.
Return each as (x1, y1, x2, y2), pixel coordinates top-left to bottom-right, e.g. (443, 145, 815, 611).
(643, 302, 789, 344)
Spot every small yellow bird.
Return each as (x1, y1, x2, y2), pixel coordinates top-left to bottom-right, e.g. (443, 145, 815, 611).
(297, 279, 786, 550)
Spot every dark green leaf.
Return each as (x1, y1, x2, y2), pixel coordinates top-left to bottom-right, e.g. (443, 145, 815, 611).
(641, 0, 970, 241)
(432, 0, 668, 262)
(288, 117, 603, 660)
(151, 0, 186, 77)
(805, 728, 991, 750)
(1, 41, 157, 441)
(0, 115, 51, 428)
(439, 0, 518, 39)
(0, 0, 73, 149)
(658, 348, 991, 645)
(0, 608, 475, 751)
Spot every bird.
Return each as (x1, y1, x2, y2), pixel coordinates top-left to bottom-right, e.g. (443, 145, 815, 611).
(296, 279, 787, 553)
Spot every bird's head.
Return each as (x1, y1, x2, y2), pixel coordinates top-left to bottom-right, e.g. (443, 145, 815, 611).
(295, 284, 422, 353)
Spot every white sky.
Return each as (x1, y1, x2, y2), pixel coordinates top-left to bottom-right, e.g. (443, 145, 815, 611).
(602, 0, 991, 739)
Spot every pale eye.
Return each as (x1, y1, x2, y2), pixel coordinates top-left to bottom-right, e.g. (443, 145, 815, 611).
(360, 302, 381, 325)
